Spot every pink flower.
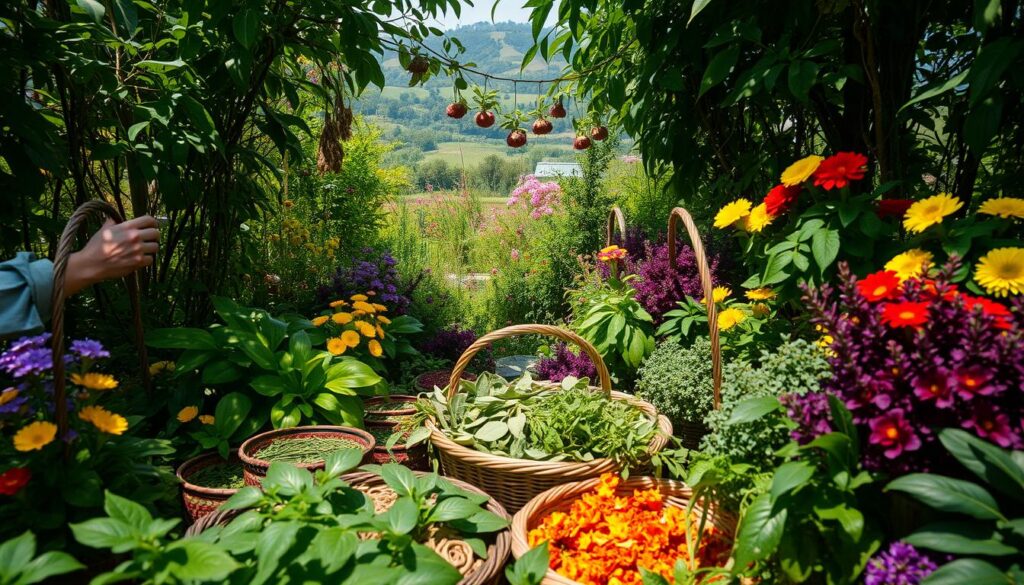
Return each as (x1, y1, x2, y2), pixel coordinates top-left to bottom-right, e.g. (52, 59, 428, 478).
(911, 369, 956, 409)
(868, 409, 921, 459)
(963, 404, 1018, 448)
(511, 249, 520, 261)
(956, 366, 997, 400)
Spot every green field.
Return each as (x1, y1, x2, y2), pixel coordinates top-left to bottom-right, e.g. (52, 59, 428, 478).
(420, 139, 578, 168)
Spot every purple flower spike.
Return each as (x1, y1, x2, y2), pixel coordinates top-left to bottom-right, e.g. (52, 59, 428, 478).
(865, 542, 937, 585)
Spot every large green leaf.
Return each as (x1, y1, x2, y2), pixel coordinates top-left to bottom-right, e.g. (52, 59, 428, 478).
(905, 521, 1017, 556)
(787, 60, 819, 102)
(938, 429, 1024, 503)
(145, 328, 217, 350)
(164, 540, 239, 582)
(75, 0, 105, 23)
(922, 559, 1009, 585)
(0, 531, 35, 575)
(263, 462, 312, 496)
(900, 70, 969, 112)
(688, 0, 714, 25)
(103, 491, 152, 532)
(886, 473, 1004, 521)
(727, 396, 781, 425)
(250, 375, 289, 397)
(202, 360, 243, 384)
(68, 518, 134, 550)
(16, 550, 85, 584)
(386, 496, 419, 535)
(214, 392, 252, 437)
(732, 492, 786, 568)
(770, 461, 814, 499)
(810, 228, 840, 273)
(325, 358, 383, 389)
(233, 9, 259, 48)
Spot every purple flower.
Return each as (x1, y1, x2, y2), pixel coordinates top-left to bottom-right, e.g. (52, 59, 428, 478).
(631, 240, 721, 323)
(315, 248, 411, 314)
(2, 348, 53, 378)
(70, 338, 109, 360)
(781, 392, 833, 444)
(536, 343, 598, 383)
(911, 369, 956, 409)
(865, 542, 937, 585)
(963, 403, 1019, 448)
(0, 387, 28, 415)
(955, 365, 997, 400)
(868, 409, 921, 459)
(419, 325, 494, 371)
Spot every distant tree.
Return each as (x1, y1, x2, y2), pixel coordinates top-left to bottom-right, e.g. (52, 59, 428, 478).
(415, 159, 461, 191)
(471, 155, 524, 194)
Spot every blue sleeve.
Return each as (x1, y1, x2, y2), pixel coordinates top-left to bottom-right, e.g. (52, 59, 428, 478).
(0, 252, 54, 339)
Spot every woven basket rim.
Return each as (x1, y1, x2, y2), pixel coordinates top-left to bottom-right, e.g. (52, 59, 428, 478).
(428, 386, 672, 477)
(238, 425, 376, 471)
(509, 475, 736, 585)
(177, 452, 243, 498)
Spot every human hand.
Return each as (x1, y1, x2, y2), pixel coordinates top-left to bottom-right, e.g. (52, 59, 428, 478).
(65, 216, 160, 295)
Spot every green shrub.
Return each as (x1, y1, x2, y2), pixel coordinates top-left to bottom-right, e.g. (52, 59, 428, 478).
(635, 337, 714, 425)
(700, 337, 830, 471)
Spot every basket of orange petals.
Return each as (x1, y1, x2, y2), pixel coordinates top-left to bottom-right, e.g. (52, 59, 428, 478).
(510, 474, 735, 585)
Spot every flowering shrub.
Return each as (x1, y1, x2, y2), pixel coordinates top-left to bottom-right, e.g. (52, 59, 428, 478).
(418, 324, 494, 373)
(527, 473, 730, 585)
(800, 261, 1023, 472)
(658, 285, 785, 359)
(317, 248, 410, 314)
(507, 175, 561, 219)
(535, 343, 598, 383)
(311, 292, 423, 370)
(633, 241, 720, 322)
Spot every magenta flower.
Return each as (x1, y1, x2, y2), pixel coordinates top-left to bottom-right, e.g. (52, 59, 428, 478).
(955, 365, 997, 400)
(868, 409, 922, 459)
(963, 404, 1018, 448)
(911, 369, 956, 409)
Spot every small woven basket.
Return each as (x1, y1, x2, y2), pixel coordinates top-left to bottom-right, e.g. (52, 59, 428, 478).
(176, 452, 242, 523)
(237, 425, 374, 486)
(185, 471, 511, 585)
(429, 324, 672, 513)
(365, 419, 431, 471)
(605, 206, 627, 247)
(510, 476, 737, 585)
(363, 395, 419, 420)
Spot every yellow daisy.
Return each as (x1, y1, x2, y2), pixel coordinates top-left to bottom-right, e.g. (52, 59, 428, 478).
(974, 247, 1024, 297)
(780, 155, 824, 186)
(70, 372, 118, 391)
(978, 197, 1024, 219)
(884, 249, 934, 282)
(903, 193, 963, 233)
(329, 300, 348, 308)
(13, 421, 57, 452)
(350, 294, 369, 302)
(341, 330, 361, 348)
(327, 337, 347, 356)
(701, 286, 732, 305)
(355, 321, 376, 338)
(199, 415, 215, 425)
(311, 316, 329, 327)
(714, 199, 753, 229)
(372, 303, 388, 313)
(79, 406, 128, 435)
(332, 312, 353, 325)
(745, 288, 776, 301)
(351, 310, 366, 318)
(177, 405, 199, 423)
(751, 303, 771, 318)
(376, 315, 392, 325)
(717, 308, 746, 331)
(743, 203, 773, 233)
(148, 361, 175, 376)
(368, 339, 383, 358)
(352, 301, 377, 314)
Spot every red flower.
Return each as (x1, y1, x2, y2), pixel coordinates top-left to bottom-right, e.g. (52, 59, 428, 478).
(962, 295, 1013, 329)
(812, 152, 868, 190)
(763, 184, 801, 217)
(0, 467, 30, 496)
(876, 199, 914, 219)
(881, 301, 930, 328)
(857, 270, 902, 301)
(868, 409, 921, 459)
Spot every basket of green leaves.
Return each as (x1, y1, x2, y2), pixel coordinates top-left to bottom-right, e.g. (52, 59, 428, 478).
(237, 425, 374, 485)
(176, 452, 245, 523)
(414, 324, 673, 512)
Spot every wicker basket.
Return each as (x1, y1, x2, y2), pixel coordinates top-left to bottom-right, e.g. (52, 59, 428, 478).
(364, 395, 419, 421)
(365, 419, 431, 471)
(510, 476, 736, 585)
(185, 471, 511, 585)
(176, 452, 242, 523)
(605, 206, 627, 247)
(429, 324, 673, 513)
(237, 425, 375, 486)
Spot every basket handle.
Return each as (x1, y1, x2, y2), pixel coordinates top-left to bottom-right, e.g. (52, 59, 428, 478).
(51, 200, 151, 438)
(605, 206, 627, 247)
(447, 324, 612, 400)
(667, 207, 722, 409)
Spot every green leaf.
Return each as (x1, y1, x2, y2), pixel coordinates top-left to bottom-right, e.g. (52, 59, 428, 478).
(900, 70, 969, 112)
(787, 60, 819, 102)
(254, 521, 300, 583)
(202, 360, 243, 384)
(732, 493, 786, 568)
(381, 464, 418, 497)
(922, 559, 1009, 585)
(127, 121, 149, 141)
(506, 542, 550, 585)
(233, 9, 259, 48)
(16, 550, 85, 584)
(310, 528, 357, 573)
(69, 518, 134, 550)
(394, 543, 463, 585)
(965, 94, 1003, 153)
(263, 462, 312, 496)
(698, 45, 740, 98)
(76, 0, 105, 23)
(322, 448, 364, 477)
(430, 497, 484, 523)
(886, 473, 1004, 521)
(811, 228, 841, 273)
(145, 328, 217, 350)
(688, 0, 713, 25)
(250, 375, 288, 397)
(475, 420, 509, 442)
(448, 510, 509, 534)
(938, 429, 1024, 503)
(727, 396, 781, 425)
(905, 521, 1017, 556)
(223, 486, 262, 510)
(103, 491, 152, 531)
(325, 359, 383, 389)
(164, 540, 239, 581)
(0, 532, 35, 575)
(214, 392, 252, 437)
(386, 497, 419, 535)
(770, 461, 814, 499)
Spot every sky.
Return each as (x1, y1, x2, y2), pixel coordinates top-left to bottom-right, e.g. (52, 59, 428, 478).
(431, 0, 544, 29)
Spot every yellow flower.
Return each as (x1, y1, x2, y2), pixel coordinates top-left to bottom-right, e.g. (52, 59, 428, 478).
(717, 308, 746, 331)
(13, 421, 57, 452)
(884, 249, 934, 282)
(751, 303, 771, 318)
(70, 372, 119, 391)
(714, 199, 753, 229)
(148, 361, 175, 376)
(700, 286, 732, 305)
(978, 197, 1024, 219)
(312, 315, 329, 327)
(79, 406, 128, 435)
(341, 330, 361, 348)
(0, 388, 20, 406)
(368, 339, 383, 357)
(332, 312, 353, 325)
(903, 193, 963, 233)
(372, 303, 388, 313)
(974, 247, 1024, 297)
(329, 300, 348, 308)
(350, 294, 369, 302)
(817, 334, 836, 357)
(177, 406, 199, 423)
(199, 415, 215, 425)
(780, 155, 824, 186)
(355, 321, 376, 338)
(351, 310, 366, 317)
(352, 301, 376, 313)
(327, 337, 347, 355)
(745, 287, 776, 301)
(376, 315, 392, 325)
(375, 324, 386, 339)
(743, 202, 773, 233)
